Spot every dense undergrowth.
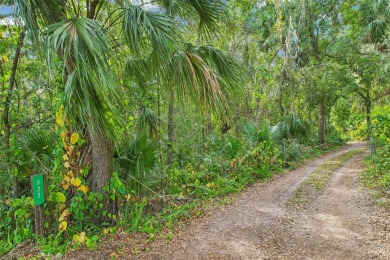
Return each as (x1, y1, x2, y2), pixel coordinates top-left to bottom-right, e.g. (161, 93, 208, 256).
(0, 117, 345, 256)
(362, 106, 390, 207)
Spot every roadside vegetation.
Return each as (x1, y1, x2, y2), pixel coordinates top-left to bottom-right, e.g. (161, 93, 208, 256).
(362, 106, 390, 207)
(0, 0, 388, 257)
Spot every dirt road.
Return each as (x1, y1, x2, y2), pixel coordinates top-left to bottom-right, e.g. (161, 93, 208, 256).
(144, 142, 390, 260)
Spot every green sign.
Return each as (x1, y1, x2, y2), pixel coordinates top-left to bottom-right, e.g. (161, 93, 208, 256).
(32, 174, 45, 205)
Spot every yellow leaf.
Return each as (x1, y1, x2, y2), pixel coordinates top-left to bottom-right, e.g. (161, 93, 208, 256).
(64, 162, 70, 168)
(103, 228, 110, 235)
(71, 133, 79, 144)
(67, 171, 74, 179)
(125, 194, 131, 201)
(71, 177, 81, 187)
(56, 113, 64, 127)
(59, 220, 67, 231)
(58, 203, 65, 211)
(73, 232, 87, 244)
(73, 235, 80, 243)
(62, 154, 69, 161)
(66, 145, 74, 155)
(59, 209, 70, 222)
(79, 232, 87, 243)
(62, 181, 69, 190)
(78, 185, 89, 194)
(63, 175, 70, 182)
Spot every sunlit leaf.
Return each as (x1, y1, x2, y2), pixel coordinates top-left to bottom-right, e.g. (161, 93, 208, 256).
(73, 232, 87, 244)
(71, 177, 82, 187)
(64, 162, 70, 168)
(55, 192, 66, 203)
(79, 232, 87, 243)
(73, 234, 80, 243)
(59, 220, 67, 231)
(56, 106, 64, 127)
(56, 116, 64, 127)
(67, 171, 74, 179)
(71, 133, 79, 144)
(62, 181, 69, 190)
(59, 209, 70, 221)
(78, 185, 89, 194)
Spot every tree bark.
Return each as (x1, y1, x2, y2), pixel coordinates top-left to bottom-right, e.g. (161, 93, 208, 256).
(2, 29, 25, 198)
(365, 90, 371, 128)
(167, 89, 175, 170)
(318, 101, 325, 144)
(89, 130, 115, 193)
(88, 129, 116, 224)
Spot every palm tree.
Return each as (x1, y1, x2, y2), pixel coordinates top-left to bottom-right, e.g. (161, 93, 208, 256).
(5, 0, 240, 218)
(360, 0, 390, 47)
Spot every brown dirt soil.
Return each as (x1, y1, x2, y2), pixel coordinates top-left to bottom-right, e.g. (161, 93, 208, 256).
(137, 142, 390, 260)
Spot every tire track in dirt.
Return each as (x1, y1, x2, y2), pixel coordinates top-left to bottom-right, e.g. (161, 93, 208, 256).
(142, 142, 389, 260)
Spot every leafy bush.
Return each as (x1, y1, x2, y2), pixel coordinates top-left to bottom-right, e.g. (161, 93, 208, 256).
(363, 106, 390, 191)
(0, 197, 34, 255)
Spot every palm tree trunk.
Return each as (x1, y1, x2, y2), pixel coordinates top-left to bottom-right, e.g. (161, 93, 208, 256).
(89, 129, 116, 223)
(2, 29, 25, 198)
(167, 89, 175, 169)
(89, 130, 115, 193)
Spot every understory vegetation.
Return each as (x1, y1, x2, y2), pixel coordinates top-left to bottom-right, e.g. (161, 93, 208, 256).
(0, 0, 389, 256)
(362, 106, 390, 206)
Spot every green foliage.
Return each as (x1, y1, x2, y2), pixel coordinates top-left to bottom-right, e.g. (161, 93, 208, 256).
(1, 0, 389, 257)
(363, 105, 390, 192)
(116, 133, 158, 195)
(0, 197, 34, 255)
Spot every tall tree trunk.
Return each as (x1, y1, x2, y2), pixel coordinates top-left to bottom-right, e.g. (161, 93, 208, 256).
(89, 130, 115, 193)
(88, 129, 116, 224)
(318, 101, 325, 144)
(243, 36, 251, 118)
(365, 91, 371, 128)
(167, 89, 175, 170)
(2, 29, 25, 198)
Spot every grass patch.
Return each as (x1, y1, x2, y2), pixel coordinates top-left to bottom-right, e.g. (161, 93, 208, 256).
(287, 148, 366, 208)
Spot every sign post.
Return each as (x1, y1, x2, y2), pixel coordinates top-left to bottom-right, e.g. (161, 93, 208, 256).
(31, 174, 47, 236)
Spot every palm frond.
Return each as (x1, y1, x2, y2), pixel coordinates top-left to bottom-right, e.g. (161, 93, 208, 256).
(45, 18, 122, 136)
(138, 107, 159, 137)
(12, 0, 65, 41)
(125, 57, 151, 89)
(279, 113, 309, 139)
(155, 0, 226, 36)
(120, 5, 177, 61)
(187, 44, 243, 89)
(361, 0, 390, 43)
(167, 50, 224, 110)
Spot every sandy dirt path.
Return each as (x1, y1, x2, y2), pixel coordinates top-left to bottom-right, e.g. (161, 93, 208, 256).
(143, 142, 390, 260)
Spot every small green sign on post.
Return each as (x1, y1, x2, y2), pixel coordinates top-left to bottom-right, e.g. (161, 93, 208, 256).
(32, 174, 45, 205)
